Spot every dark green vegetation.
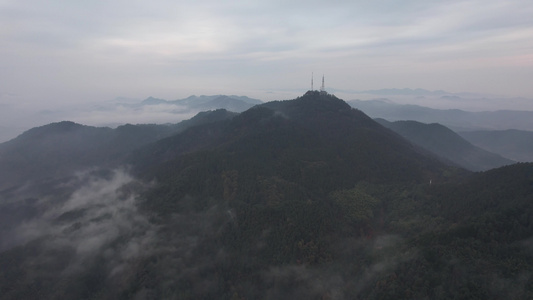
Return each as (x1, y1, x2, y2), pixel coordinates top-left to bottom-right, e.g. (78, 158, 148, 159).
(377, 119, 514, 171)
(1, 92, 532, 299)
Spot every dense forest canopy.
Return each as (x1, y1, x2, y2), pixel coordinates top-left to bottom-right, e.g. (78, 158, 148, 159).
(0, 92, 532, 299)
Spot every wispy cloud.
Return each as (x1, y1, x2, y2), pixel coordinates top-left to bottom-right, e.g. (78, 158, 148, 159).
(7, 170, 155, 266)
(0, 167, 237, 297)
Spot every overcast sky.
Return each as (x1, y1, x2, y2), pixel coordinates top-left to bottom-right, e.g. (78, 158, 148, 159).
(2, 0, 533, 110)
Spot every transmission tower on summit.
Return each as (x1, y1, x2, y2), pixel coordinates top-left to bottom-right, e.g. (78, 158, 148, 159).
(320, 75, 327, 95)
(308, 73, 328, 95)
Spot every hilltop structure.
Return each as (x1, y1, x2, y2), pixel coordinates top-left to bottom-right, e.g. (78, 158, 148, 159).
(310, 73, 328, 95)
(320, 75, 327, 95)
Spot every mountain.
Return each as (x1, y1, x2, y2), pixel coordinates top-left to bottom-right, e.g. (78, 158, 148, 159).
(376, 119, 515, 171)
(172, 108, 238, 129)
(356, 88, 448, 96)
(459, 129, 533, 162)
(0, 110, 236, 191)
(141, 94, 262, 113)
(174, 94, 262, 106)
(0, 121, 115, 189)
(140, 96, 168, 105)
(188, 95, 258, 112)
(340, 89, 533, 111)
(1, 92, 533, 299)
(133, 91, 454, 188)
(348, 99, 533, 131)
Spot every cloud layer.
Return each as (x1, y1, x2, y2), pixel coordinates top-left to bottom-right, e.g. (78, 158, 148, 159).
(2, 169, 155, 263)
(2, 0, 533, 105)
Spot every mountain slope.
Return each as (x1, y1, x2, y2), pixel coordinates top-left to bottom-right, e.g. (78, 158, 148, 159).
(135, 91, 454, 190)
(377, 119, 515, 171)
(348, 99, 533, 131)
(0, 121, 116, 189)
(125, 91, 464, 297)
(0, 110, 236, 190)
(110, 91, 533, 298)
(459, 129, 533, 162)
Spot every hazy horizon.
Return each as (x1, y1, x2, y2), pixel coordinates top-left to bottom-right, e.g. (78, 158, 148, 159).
(2, 0, 533, 141)
(3, 1, 533, 100)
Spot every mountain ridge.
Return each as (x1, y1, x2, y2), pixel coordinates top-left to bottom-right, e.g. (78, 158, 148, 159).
(459, 129, 533, 162)
(141, 94, 262, 113)
(377, 119, 515, 171)
(0, 110, 237, 191)
(348, 99, 533, 131)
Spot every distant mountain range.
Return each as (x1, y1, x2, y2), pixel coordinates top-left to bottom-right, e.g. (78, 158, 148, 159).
(336, 88, 533, 111)
(459, 129, 533, 162)
(0, 94, 262, 144)
(337, 88, 449, 96)
(347, 99, 533, 163)
(376, 119, 515, 171)
(140, 94, 262, 113)
(348, 99, 533, 132)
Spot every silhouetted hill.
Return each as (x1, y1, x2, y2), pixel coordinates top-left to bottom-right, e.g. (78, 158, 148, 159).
(135, 91, 453, 189)
(348, 99, 533, 131)
(141, 94, 262, 113)
(0, 121, 115, 189)
(174, 94, 262, 106)
(140, 96, 168, 105)
(191, 95, 258, 112)
(459, 129, 533, 162)
(377, 119, 515, 171)
(0, 110, 236, 190)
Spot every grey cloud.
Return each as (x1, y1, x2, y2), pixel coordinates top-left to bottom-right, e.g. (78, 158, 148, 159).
(2, 0, 533, 115)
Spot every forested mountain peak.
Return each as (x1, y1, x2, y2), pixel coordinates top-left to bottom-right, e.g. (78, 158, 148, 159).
(262, 90, 352, 115)
(9, 121, 103, 142)
(136, 92, 455, 199)
(2, 93, 533, 299)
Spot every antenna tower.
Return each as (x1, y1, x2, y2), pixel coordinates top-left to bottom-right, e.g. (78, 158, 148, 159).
(320, 75, 325, 92)
(311, 72, 314, 91)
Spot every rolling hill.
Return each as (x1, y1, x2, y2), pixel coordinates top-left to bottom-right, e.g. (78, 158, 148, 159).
(0, 109, 236, 190)
(348, 99, 533, 131)
(377, 119, 515, 171)
(459, 129, 533, 162)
